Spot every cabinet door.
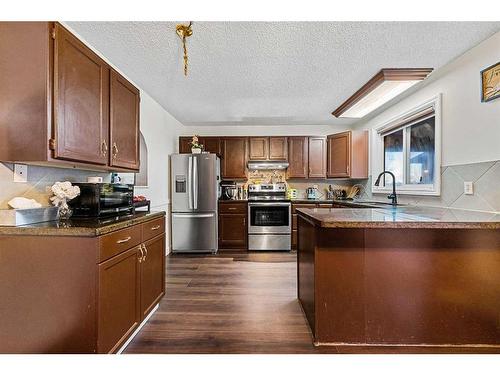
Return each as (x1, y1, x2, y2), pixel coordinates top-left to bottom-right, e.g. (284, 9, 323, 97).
(269, 137, 288, 160)
(248, 137, 269, 160)
(98, 246, 141, 353)
(218, 214, 247, 249)
(179, 137, 192, 153)
(140, 235, 165, 320)
(53, 23, 109, 165)
(287, 137, 308, 178)
(200, 137, 221, 155)
(110, 70, 140, 170)
(308, 137, 327, 178)
(327, 131, 351, 178)
(221, 137, 248, 179)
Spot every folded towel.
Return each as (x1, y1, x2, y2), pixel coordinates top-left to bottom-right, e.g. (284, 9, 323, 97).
(8, 197, 42, 209)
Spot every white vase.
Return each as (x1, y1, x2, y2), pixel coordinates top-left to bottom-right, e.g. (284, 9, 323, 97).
(191, 148, 202, 154)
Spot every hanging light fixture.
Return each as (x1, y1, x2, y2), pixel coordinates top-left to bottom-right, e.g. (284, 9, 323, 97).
(175, 22, 193, 76)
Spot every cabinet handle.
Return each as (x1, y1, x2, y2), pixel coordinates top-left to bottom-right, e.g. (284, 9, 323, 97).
(138, 246, 144, 263)
(116, 236, 131, 244)
(142, 243, 148, 261)
(151, 225, 161, 231)
(101, 140, 108, 157)
(112, 142, 119, 159)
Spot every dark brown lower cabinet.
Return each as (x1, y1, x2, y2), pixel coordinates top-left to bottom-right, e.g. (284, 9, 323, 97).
(218, 202, 248, 250)
(140, 235, 166, 319)
(0, 215, 165, 354)
(98, 246, 141, 354)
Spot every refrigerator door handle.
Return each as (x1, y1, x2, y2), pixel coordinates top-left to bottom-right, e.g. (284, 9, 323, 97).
(172, 213, 215, 218)
(193, 156, 198, 209)
(187, 156, 193, 209)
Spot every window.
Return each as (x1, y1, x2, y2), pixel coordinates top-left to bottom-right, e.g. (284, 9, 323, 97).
(373, 95, 441, 196)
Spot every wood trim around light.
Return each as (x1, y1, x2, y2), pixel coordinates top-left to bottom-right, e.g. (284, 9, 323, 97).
(331, 68, 433, 118)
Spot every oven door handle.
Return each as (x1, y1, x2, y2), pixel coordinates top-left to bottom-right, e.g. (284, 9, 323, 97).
(248, 202, 291, 207)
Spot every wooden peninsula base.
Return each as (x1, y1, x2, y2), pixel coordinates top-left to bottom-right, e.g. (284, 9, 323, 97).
(297, 209, 500, 349)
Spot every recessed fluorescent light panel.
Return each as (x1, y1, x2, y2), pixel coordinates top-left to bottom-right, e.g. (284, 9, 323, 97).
(332, 68, 433, 118)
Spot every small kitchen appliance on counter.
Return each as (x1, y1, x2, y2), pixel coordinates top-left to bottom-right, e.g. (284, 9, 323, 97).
(247, 182, 291, 251)
(68, 183, 134, 217)
(306, 187, 318, 199)
(220, 181, 238, 200)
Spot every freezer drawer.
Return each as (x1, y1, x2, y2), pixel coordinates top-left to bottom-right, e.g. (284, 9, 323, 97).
(248, 234, 291, 251)
(171, 212, 218, 253)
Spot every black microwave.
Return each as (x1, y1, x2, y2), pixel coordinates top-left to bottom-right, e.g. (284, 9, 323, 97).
(68, 183, 134, 217)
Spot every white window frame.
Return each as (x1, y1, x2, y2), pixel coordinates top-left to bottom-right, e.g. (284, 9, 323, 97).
(371, 94, 442, 196)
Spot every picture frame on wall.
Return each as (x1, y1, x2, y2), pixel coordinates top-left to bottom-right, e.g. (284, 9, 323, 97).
(480, 61, 500, 102)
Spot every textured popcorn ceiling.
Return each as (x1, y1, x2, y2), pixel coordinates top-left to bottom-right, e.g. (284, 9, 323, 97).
(68, 22, 499, 127)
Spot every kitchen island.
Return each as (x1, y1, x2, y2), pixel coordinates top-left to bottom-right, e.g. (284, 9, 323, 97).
(296, 206, 500, 349)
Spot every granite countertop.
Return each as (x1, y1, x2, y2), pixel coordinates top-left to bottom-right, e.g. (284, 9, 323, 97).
(219, 199, 248, 203)
(297, 206, 500, 229)
(0, 211, 166, 237)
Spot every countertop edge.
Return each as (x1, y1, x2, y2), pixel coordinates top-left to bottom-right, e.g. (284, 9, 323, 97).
(0, 211, 166, 237)
(296, 208, 500, 230)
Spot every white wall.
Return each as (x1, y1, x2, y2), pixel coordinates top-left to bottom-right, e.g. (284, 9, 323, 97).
(355, 31, 500, 167)
(133, 91, 184, 212)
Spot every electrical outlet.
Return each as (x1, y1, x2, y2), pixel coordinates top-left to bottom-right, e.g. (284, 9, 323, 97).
(464, 181, 473, 195)
(13, 164, 28, 183)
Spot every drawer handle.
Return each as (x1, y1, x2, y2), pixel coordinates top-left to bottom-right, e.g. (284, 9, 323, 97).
(228, 207, 237, 210)
(116, 236, 132, 244)
(151, 225, 161, 231)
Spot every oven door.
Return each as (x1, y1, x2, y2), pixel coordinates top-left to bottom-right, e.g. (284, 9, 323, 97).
(248, 202, 291, 234)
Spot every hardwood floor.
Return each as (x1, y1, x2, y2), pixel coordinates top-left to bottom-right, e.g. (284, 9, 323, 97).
(124, 252, 499, 354)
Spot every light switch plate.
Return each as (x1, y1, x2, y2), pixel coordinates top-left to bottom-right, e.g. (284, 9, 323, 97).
(14, 164, 28, 183)
(464, 181, 473, 195)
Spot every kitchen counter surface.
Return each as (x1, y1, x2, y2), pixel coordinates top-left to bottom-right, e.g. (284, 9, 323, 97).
(0, 211, 165, 237)
(297, 206, 500, 229)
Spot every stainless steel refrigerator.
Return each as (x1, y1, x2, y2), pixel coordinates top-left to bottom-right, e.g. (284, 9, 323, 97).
(170, 153, 220, 253)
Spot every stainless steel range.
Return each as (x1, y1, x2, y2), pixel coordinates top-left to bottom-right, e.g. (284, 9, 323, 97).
(247, 183, 291, 251)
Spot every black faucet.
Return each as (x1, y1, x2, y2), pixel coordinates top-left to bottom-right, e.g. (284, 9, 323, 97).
(374, 171, 398, 205)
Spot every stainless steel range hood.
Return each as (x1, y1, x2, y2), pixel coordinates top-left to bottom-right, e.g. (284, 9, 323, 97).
(247, 161, 289, 170)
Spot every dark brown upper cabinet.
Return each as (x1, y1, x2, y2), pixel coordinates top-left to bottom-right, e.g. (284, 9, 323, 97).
(248, 137, 288, 161)
(287, 137, 309, 178)
(199, 137, 221, 155)
(269, 137, 288, 160)
(221, 137, 248, 180)
(53, 23, 110, 165)
(308, 137, 327, 178)
(179, 137, 192, 153)
(0, 22, 140, 172)
(327, 130, 368, 179)
(179, 136, 221, 155)
(110, 70, 140, 170)
(249, 137, 269, 160)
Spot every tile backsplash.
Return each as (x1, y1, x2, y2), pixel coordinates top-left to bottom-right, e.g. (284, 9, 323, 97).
(0, 163, 110, 209)
(243, 169, 366, 199)
(362, 160, 500, 212)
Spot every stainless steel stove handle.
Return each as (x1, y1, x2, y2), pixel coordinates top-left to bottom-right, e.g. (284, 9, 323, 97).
(248, 202, 291, 206)
(187, 156, 193, 209)
(193, 155, 198, 209)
